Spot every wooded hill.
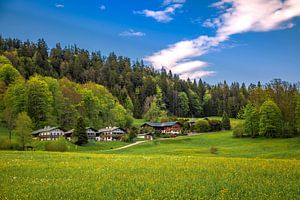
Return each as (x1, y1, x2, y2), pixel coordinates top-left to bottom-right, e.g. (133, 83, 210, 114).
(0, 37, 299, 135)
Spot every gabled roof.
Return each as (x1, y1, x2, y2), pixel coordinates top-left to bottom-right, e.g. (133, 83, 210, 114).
(141, 122, 181, 128)
(98, 127, 125, 133)
(32, 126, 63, 135)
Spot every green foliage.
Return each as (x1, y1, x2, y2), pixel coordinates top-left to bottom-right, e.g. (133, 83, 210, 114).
(72, 117, 88, 145)
(233, 123, 246, 138)
(0, 138, 18, 150)
(45, 137, 68, 152)
(221, 111, 231, 130)
(0, 55, 12, 65)
(177, 92, 189, 117)
(27, 76, 53, 129)
(143, 97, 162, 122)
(13, 112, 33, 150)
(296, 95, 300, 134)
(259, 100, 283, 137)
(188, 89, 203, 117)
(208, 119, 222, 132)
(0, 64, 21, 85)
(111, 103, 133, 128)
(193, 120, 210, 133)
(244, 103, 259, 137)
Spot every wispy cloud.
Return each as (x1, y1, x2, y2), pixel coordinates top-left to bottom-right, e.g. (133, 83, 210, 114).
(146, 0, 300, 80)
(135, 1, 185, 23)
(119, 29, 146, 37)
(55, 3, 64, 8)
(99, 5, 106, 11)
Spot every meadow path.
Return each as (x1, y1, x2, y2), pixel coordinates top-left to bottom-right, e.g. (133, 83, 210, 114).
(108, 141, 146, 151)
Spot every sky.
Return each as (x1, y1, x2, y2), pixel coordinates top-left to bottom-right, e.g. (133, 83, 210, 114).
(0, 0, 300, 84)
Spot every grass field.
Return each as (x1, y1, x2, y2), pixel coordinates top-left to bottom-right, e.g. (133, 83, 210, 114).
(1, 120, 300, 199)
(0, 151, 299, 200)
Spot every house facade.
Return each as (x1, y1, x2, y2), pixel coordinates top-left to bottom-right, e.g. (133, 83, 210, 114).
(32, 126, 65, 141)
(141, 122, 182, 134)
(97, 127, 126, 141)
(64, 127, 98, 141)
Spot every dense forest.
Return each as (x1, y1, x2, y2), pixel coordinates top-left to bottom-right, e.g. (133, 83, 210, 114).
(0, 37, 299, 137)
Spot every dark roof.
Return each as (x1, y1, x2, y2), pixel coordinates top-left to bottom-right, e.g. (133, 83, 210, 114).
(141, 122, 181, 128)
(98, 127, 125, 133)
(32, 126, 63, 135)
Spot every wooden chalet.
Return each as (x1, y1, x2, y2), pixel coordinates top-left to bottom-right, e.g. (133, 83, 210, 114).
(64, 127, 98, 141)
(141, 122, 182, 134)
(97, 127, 126, 141)
(32, 126, 65, 141)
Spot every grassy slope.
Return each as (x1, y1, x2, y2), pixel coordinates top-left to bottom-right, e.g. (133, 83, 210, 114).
(106, 131, 300, 159)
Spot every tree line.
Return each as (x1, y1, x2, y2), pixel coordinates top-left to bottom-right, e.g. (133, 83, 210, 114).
(0, 55, 132, 139)
(0, 37, 299, 138)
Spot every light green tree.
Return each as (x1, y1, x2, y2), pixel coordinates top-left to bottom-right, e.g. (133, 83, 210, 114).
(244, 103, 259, 137)
(177, 92, 189, 117)
(295, 95, 300, 134)
(14, 112, 33, 150)
(259, 100, 283, 137)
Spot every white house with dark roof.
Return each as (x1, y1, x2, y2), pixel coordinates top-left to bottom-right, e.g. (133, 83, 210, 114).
(97, 127, 126, 141)
(32, 126, 65, 141)
(64, 127, 98, 141)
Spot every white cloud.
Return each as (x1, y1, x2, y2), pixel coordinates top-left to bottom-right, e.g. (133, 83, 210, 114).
(146, 0, 300, 80)
(163, 0, 186, 6)
(55, 3, 64, 8)
(99, 5, 106, 10)
(119, 29, 146, 37)
(135, 1, 185, 23)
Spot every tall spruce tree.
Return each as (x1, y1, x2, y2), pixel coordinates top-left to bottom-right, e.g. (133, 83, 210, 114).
(221, 111, 231, 130)
(72, 117, 88, 145)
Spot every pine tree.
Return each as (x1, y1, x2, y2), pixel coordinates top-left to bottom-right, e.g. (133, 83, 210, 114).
(72, 117, 88, 145)
(259, 100, 283, 137)
(221, 111, 231, 130)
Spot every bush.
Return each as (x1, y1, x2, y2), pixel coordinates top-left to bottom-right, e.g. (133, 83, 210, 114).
(121, 135, 130, 142)
(233, 123, 246, 138)
(0, 138, 19, 150)
(45, 137, 68, 152)
(208, 120, 222, 132)
(209, 146, 218, 154)
(193, 120, 210, 132)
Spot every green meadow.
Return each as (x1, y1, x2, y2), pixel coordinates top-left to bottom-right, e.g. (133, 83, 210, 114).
(1, 122, 300, 199)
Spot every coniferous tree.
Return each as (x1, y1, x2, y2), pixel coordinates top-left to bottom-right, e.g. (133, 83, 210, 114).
(72, 117, 88, 145)
(221, 111, 231, 130)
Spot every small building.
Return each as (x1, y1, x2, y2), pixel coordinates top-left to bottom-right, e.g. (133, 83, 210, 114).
(64, 127, 98, 141)
(137, 133, 153, 140)
(32, 126, 65, 141)
(97, 127, 126, 141)
(141, 122, 182, 134)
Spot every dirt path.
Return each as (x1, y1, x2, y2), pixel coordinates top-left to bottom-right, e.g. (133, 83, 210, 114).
(108, 141, 146, 151)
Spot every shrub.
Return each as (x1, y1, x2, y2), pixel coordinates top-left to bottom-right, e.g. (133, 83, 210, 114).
(0, 138, 19, 150)
(233, 123, 246, 138)
(121, 135, 130, 142)
(209, 146, 218, 154)
(45, 137, 68, 152)
(193, 120, 210, 132)
(208, 120, 222, 132)
(221, 112, 231, 130)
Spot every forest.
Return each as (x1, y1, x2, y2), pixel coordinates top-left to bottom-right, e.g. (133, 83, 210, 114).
(0, 37, 299, 138)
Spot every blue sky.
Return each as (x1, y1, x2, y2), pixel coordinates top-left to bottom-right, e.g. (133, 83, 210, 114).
(0, 0, 300, 84)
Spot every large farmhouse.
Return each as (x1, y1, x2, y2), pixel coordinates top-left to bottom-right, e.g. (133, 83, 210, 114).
(32, 126, 65, 141)
(64, 127, 98, 141)
(141, 122, 182, 134)
(97, 127, 126, 141)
